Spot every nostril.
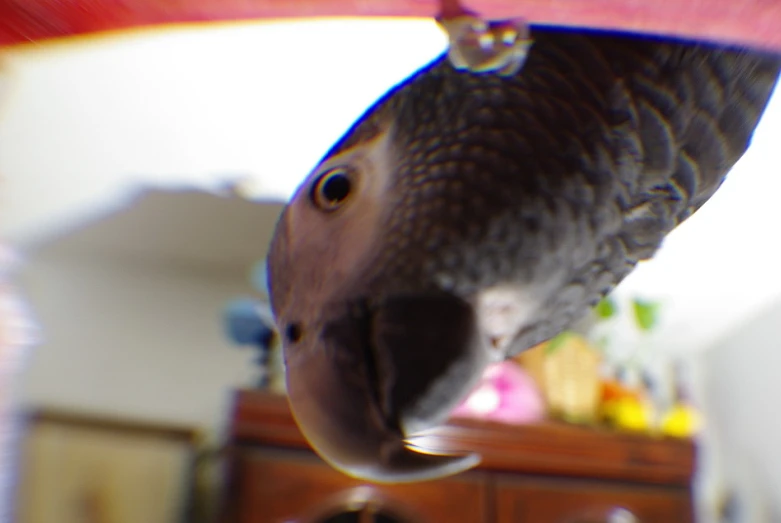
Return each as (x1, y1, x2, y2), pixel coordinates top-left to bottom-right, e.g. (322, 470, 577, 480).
(286, 323, 303, 343)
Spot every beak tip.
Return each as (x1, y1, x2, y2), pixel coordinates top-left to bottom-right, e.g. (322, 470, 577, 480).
(360, 440, 481, 484)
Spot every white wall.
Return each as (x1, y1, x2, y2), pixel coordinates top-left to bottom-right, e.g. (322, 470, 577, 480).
(694, 298, 781, 522)
(0, 19, 448, 245)
(16, 249, 258, 441)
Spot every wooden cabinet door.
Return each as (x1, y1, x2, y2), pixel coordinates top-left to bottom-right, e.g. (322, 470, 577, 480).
(494, 476, 693, 523)
(228, 448, 487, 523)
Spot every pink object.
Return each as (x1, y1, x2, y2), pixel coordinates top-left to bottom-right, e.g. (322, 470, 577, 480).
(451, 360, 545, 425)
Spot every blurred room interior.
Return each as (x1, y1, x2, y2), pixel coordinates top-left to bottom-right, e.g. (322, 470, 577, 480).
(1, 16, 781, 523)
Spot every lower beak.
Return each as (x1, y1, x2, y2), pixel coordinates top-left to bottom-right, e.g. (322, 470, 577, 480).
(285, 293, 488, 483)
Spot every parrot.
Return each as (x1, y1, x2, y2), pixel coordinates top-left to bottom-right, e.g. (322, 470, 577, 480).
(266, 7, 781, 484)
(0, 0, 779, 500)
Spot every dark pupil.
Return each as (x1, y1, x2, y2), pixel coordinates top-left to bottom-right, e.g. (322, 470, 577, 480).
(321, 173, 351, 203)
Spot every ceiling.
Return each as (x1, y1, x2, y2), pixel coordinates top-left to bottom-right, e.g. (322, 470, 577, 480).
(23, 187, 285, 275)
(2, 18, 780, 355)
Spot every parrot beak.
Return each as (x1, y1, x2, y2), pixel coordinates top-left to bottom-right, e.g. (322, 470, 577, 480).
(284, 293, 488, 483)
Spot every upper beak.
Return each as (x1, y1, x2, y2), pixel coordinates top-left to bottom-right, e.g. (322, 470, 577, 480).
(284, 293, 489, 483)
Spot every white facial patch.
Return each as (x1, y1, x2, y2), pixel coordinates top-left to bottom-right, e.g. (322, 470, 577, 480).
(473, 284, 540, 361)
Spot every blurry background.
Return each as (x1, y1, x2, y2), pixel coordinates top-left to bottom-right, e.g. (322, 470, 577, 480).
(1, 17, 780, 522)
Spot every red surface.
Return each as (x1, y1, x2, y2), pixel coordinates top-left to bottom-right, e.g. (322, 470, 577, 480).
(0, 0, 780, 51)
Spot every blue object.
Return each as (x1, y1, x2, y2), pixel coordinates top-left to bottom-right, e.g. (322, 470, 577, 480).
(224, 297, 275, 348)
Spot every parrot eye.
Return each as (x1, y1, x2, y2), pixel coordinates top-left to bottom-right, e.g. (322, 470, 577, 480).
(311, 167, 353, 211)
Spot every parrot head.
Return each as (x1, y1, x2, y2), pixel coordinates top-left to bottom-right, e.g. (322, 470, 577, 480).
(266, 26, 602, 479)
(266, 137, 488, 482)
(265, 61, 535, 482)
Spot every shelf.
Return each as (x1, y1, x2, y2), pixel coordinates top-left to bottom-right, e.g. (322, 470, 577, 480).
(229, 389, 695, 486)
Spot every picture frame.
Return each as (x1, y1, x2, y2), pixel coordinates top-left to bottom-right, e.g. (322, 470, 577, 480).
(15, 409, 200, 523)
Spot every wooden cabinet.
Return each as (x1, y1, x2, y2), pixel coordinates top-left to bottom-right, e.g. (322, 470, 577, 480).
(494, 476, 691, 523)
(232, 450, 487, 522)
(220, 391, 695, 523)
